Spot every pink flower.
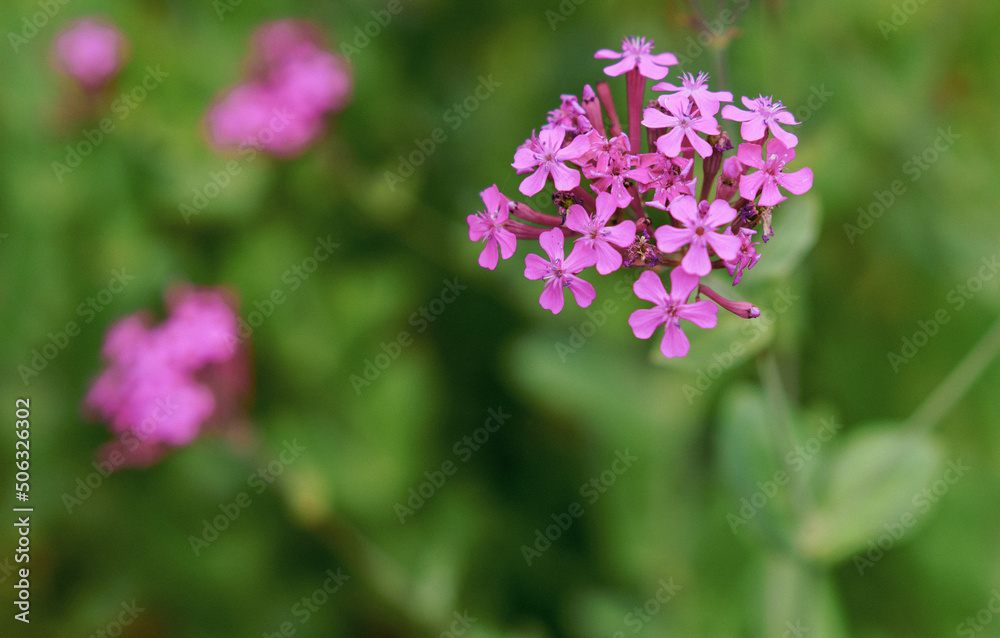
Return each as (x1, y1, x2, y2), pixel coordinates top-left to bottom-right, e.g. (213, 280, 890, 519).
(83, 286, 250, 469)
(512, 127, 591, 197)
(628, 269, 718, 358)
(582, 135, 637, 208)
(655, 196, 741, 276)
(652, 71, 732, 117)
(468, 184, 517, 270)
(737, 139, 813, 206)
(715, 156, 744, 201)
(524, 228, 597, 314)
(565, 192, 637, 274)
(722, 228, 761, 284)
(205, 19, 351, 157)
(51, 18, 128, 91)
(721, 95, 799, 148)
(594, 36, 678, 80)
(642, 98, 720, 158)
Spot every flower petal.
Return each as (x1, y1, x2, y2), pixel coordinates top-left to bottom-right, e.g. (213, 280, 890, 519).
(654, 225, 693, 253)
(538, 228, 565, 262)
(779, 167, 813, 195)
(539, 280, 565, 314)
(519, 166, 550, 197)
(567, 276, 596, 308)
(669, 264, 702, 300)
(659, 321, 690, 358)
(478, 239, 499, 270)
(677, 299, 718, 329)
(524, 253, 551, 280)
(632, 269, 669, 305)
(628, 308, 666, 340)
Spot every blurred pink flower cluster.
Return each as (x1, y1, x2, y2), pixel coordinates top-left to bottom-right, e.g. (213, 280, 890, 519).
(468, 36, 813, 358)
(205, 19, 353, 157)
(50, 17, 128, 92)
(84, 286, 250, 468)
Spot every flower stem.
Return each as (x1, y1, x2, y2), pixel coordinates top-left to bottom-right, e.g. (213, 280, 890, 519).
(908, 313, 1000, 433)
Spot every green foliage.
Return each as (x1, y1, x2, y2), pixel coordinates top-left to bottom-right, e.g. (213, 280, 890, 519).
(1, 0, 999, 636)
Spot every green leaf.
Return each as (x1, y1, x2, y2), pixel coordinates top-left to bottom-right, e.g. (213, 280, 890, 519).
(795, 423, 944, 564)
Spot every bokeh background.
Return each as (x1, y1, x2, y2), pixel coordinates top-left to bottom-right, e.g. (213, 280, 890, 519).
(2, 0, 1000, 636)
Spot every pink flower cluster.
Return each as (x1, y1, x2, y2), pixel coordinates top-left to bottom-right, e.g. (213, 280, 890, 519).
(50, 17, 128, 91)
(83, 286, 250, 468)
(205, 19, 352, 158)
(468, 37, 813, 358)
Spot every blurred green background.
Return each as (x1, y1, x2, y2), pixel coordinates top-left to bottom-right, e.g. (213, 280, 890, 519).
(2, 0, 999, 636)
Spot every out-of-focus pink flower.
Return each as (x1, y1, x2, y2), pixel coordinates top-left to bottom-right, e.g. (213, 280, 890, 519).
(205, 19, 352, 157)
(51, 18, 128, 91)
(84, 286, 250, 469)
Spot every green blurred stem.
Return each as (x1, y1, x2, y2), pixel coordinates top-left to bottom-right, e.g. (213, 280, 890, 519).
(908, 313, 1000, 433)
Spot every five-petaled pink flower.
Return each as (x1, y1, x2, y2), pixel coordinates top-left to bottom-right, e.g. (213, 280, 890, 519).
(512, 127, 591, 197)
(642, 98, 720, 158)
(628, 269, 718, 358)
(721, 95, 799, 148)
(594, 36, 678, 80)
(737, 139, 813, 206)
(565, 192, 637, 275)
(655, 196, 741, 276)
(524, 228, 597, 314)
(467, 184, 517, 270)
(652, 71, 732, 117)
